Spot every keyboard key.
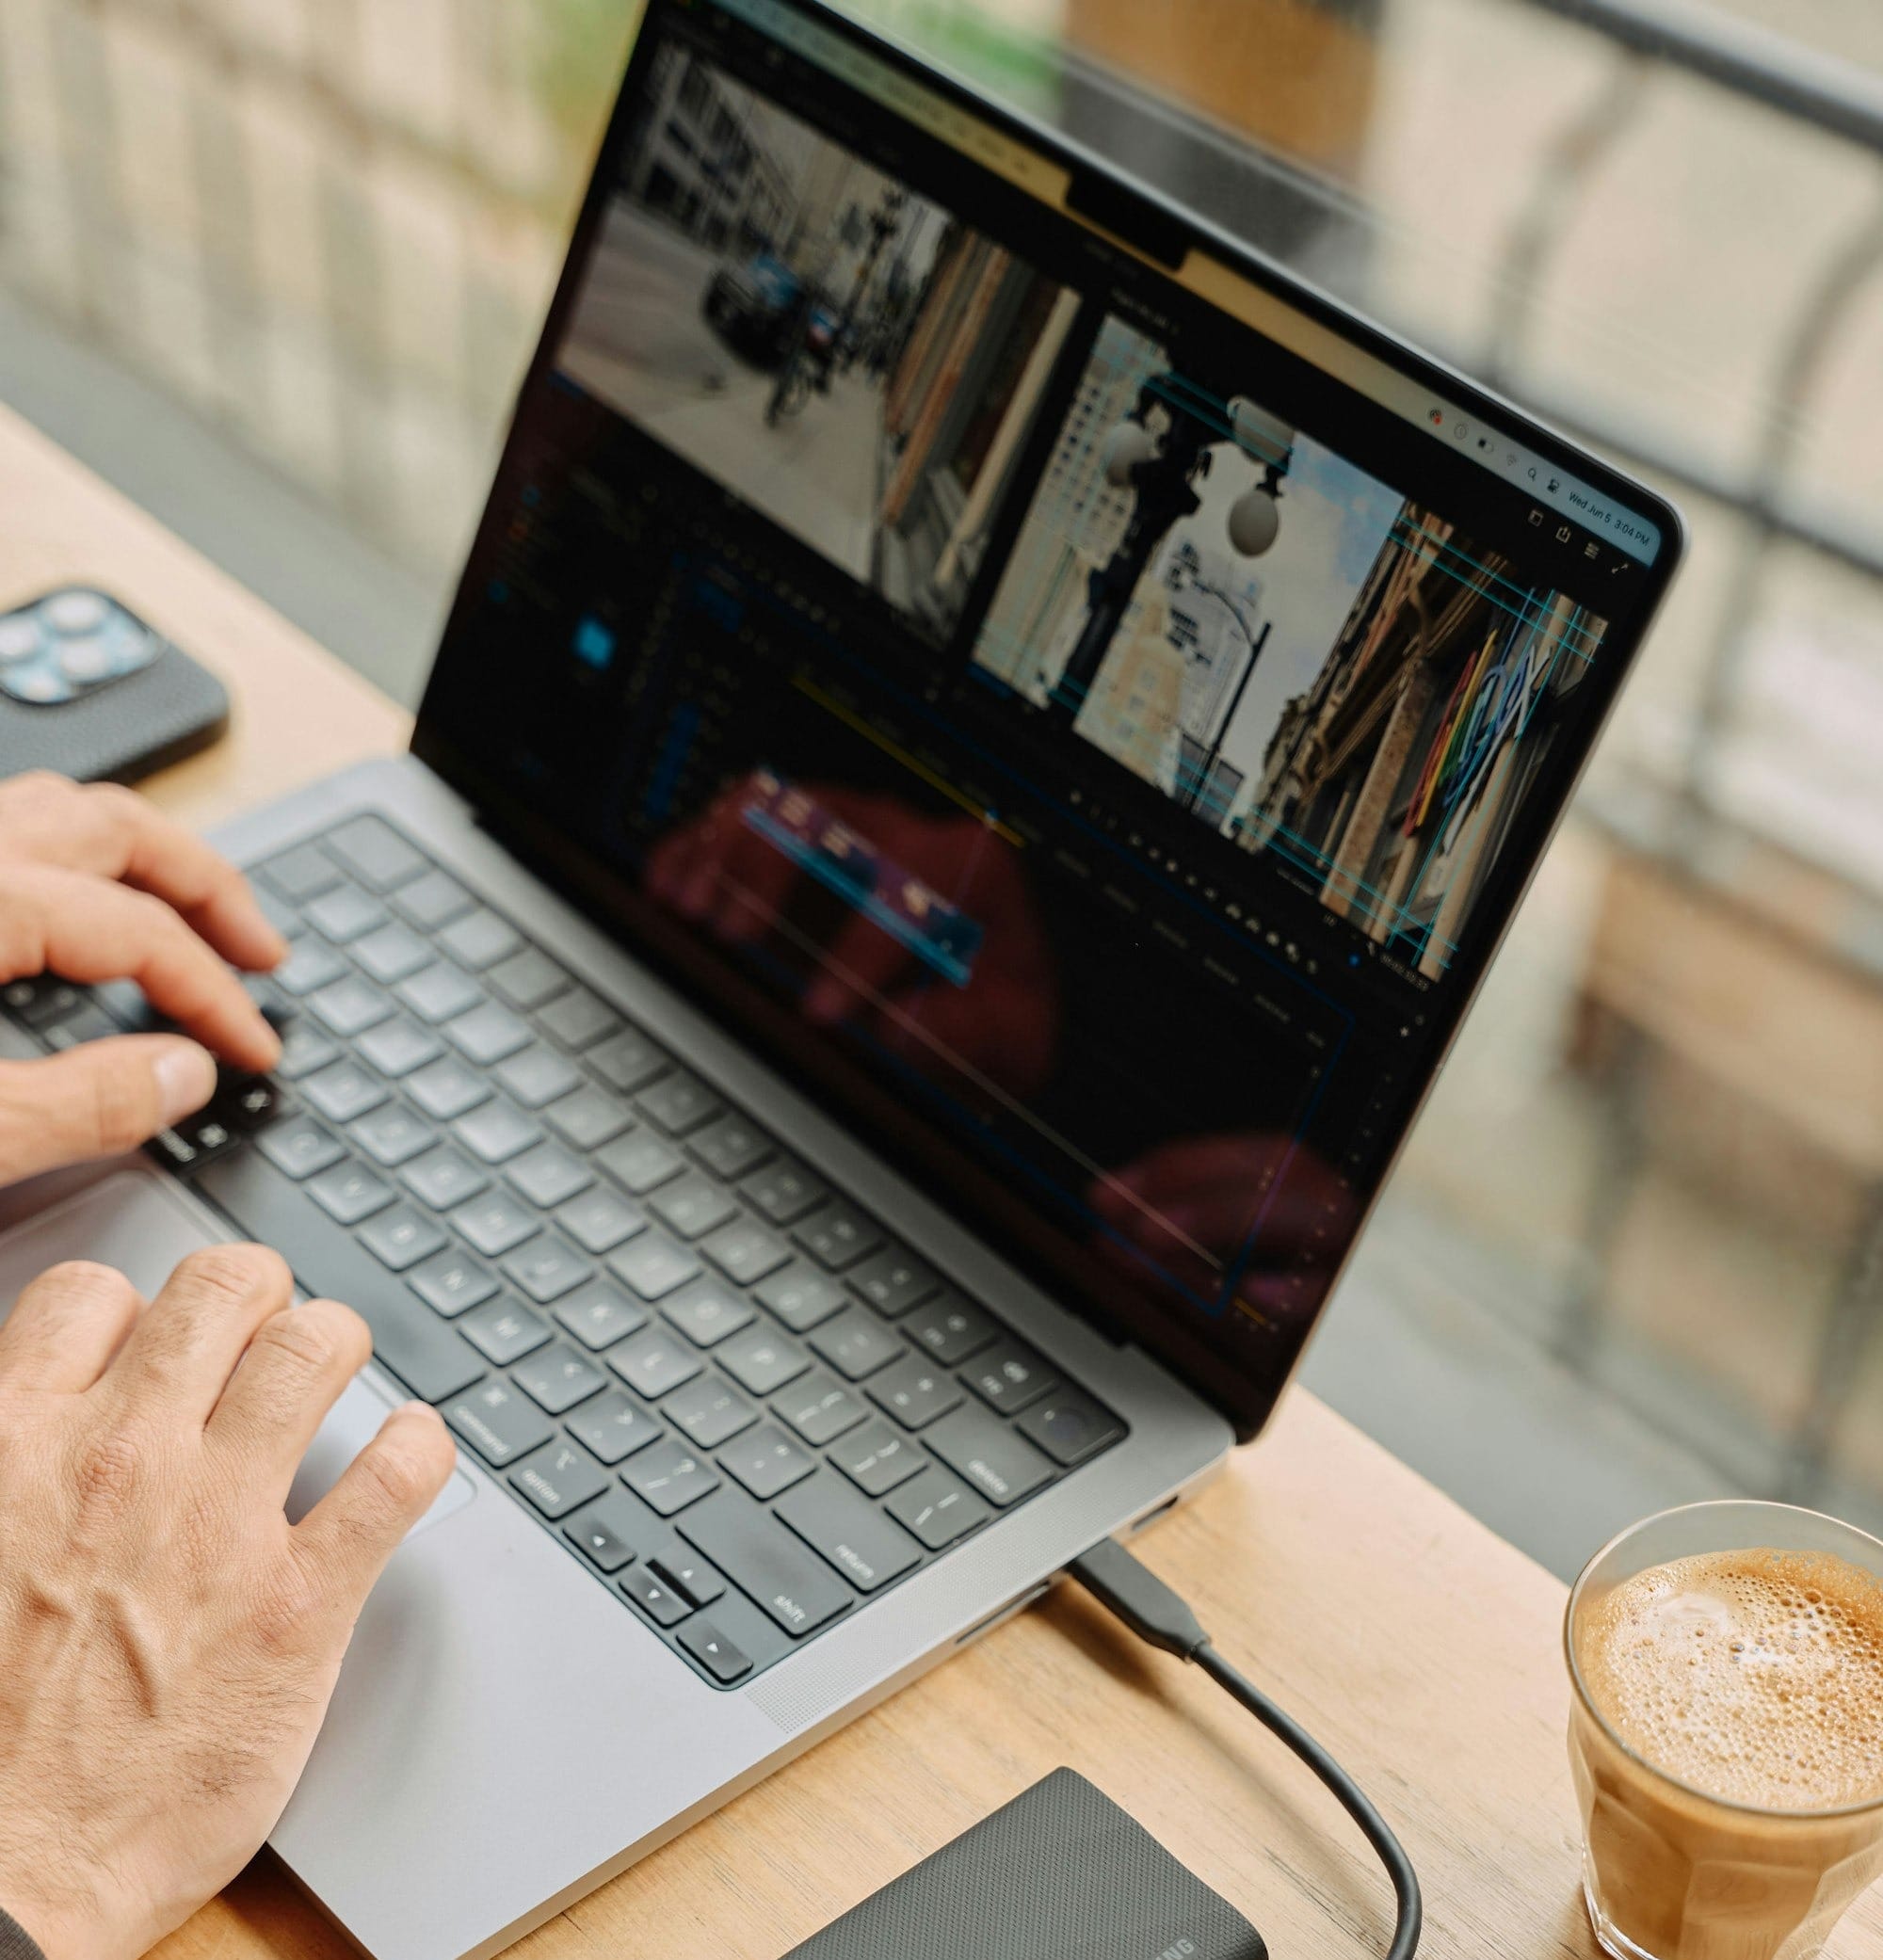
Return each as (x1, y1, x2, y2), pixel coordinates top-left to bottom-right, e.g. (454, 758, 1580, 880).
(650, 1175, 739, 1242)
(350, 1103, 437, 1169)
(275, 940, 349, 998)
(676, 1618, 752, 1683)
(625, 1438, 720, 1516)
(607, 1234, 700, 1301)
(553, 1280, 648, 1350)
(408, 1247, 498, 1318)
(260, 843, 342, 902)
(501, 1235, 594, 1305)
(352, 922, 430, 985)
(808, 1309, 902, 1381)
(488, 947, 568, 1011)
(597, 1131, 684, 1196)
(258, 1119, 346, 1181)
(719, 1423, 814, 1501)
(664, 1374, 757, 1450)
(451, 1191, 538, 1258)
(740, 1157, 827, 1226)
(1019, 1389, 1126, 1467)
(887, 1468, 993, 1550)
(964, 1341, 1058, 1416)
(508, 1438, 608, 1519)
(661, 1280, 753, 1349)
(401, 1146, 490, 1211)
(303, 1060, 388, 1125)
(587, 1027, 669, 1094)
(360, 1206, 447, 1272)
(355, 1016, 443, 1080)
(847, 1246, 941, 1320)
(753, 1263, 848, 1333)
(925, 1406, 1054, 1507)
(444, 1377, 552, 1467)
(607, 1325, 702, 1399)
(906, 1293, 999, 1366)
(444, 1001, 530, 1066)
(454, 1100, 542, 1165)
(308, 1160, 396, 1227)
(305, 882, 387, 942)
(564, 1390, 662, 1465)
(636, 1070, 725, 1136)
(309, 976, 392, 1039)
(254, 887, 303, 941)
(507, 1143, 592, 1210)
(514, 1341, 607, 1414)
(538, 987, 620, 1052)
(326, 814, 426, 892)
(651, 1547, 727, 1610)
(688, 1113, 775, 1181)
(620, 1566, 690, 1626)
(866, 1354, 963, 1432)
(494, 1043, 583, 1110)
(555, 1187, 646, 1256)
(678, 1489, 851, 1638)
(438, 908, 522, 972)
(777, 1475, 923, 1593)
(460, 1296, 552, 1365)
(392, 867, 473, 931)
(701, 1217, 790, 1285)
(563, 1489, 643, 1571)
(774, 1371, 868, 1448)
(543, 1085, 633, 1151)
(831, 1419, 926, 1497)
(396, 962, 485, 1026)
(717, 1325, 810, 1397)
(792, 1203, 881, 1273)
(274, 1022, 341, 1082)
(407, 1055, 490, 1121)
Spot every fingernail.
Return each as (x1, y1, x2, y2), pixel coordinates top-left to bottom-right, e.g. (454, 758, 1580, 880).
(154, 1041, 218, 1126)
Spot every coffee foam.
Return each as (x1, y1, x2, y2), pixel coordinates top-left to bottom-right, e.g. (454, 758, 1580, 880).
(1577, 1548, 1883, 1812)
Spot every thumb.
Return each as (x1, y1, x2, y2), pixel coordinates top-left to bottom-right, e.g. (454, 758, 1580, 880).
(0, 1036, 218, 1181)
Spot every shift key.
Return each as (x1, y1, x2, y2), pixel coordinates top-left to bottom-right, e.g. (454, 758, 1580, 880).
(678, 1487, 853, 1638)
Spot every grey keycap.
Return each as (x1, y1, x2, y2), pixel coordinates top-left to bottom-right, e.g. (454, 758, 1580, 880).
(866, 1353, 963, 1431)
(488, 947, 568, 1011)
(652, 1546, 727, 1611)
(847, 1247, 941, 1320)
(494, 1043, 583, 1110)
(777, 1476, 923, 1593)
(808, 1308, 902, 1381)
(564, 1489, 642, 1571)
(396, 961, 485, 1025)
(677, 1619, 751, 1683)
(688, 1113, 775, 1182)
(500, 1234, 594, 1305)
(543, 1085, 633, 1151)
(407, 1055, 491, 1121)
(555, 1187, 645, 1256)
(620, 1566, 690, 1626)
(597, 1131, 684, 1196)
(258, 1119, 346, 1181)
(451, 1192, 538, 1258)
(355, 1016, 443, 1080)
(303, 1061, 389, 1125)
(661, 1279, 753, 1350)
(274, 1022, 341, 1082)
(408, 1247, 498, 1319)
(459, 1297, 552, 1366)
(443, 1377, 551, 1468)
(508, 1438, 608, 1520)
(401, 1147, 490, 1211)
(831, 1419, 926, 1497)
(606, 1325, 702, 1400)
(309, 1160, 396, 1226)
(664, 1374, 757, 1450)
(677, 1490, 851, 1638)
(773, 1371, 868, 1447)
(1018, 1390, 1126, 1467)
(587, 1027, 668, 1093)
(700, 1217, 790, 1285)
(445, 1000, 530, 1066)
(739, 1158, 827, 1226)
(507, 1143, 592, 1210)
(350, 1103, 436, 1169)
(650, 1176, 739, 1243)
(964, 1341, 1058, 1416)
(360, 1206, 448, 1272)
(607, 1233, 701, 1301)
(624, 1438, 720, 1517)
(305, 882, 387, 943)
(454, 1100, 543, 1165)
(564, 1390, 661, 1466)
(636, 1070, 725, 1137)
(925, 1406, 1054, 1507)
(260, 843, 341, 902)
(907, 1293, 999, 1367)
(886, 1468, 993, 1550)
(254, 886, 303, 941)
(392, 868, 473, 931)
(514, 1341, 607, 1415)
(438, 908, 521, 972)
(352, 922, 430, 985)
(718, 1423, 815, 1502)
(538, 987, 621, 1052)
(275, 940, 348, 998)
(326, 814, 426, 892)
(792, 1203, 881, 1273)
(753, 1262, 849, 1333)
(552, 1280, 648, 1350)
(717, 1325, 810, 1398)
(309, 975, 393, 1039)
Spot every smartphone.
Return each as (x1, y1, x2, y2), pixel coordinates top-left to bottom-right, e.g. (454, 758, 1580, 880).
(0, 586, 229, 784)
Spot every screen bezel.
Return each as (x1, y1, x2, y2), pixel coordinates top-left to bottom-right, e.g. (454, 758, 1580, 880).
(412, 0, 1685, 1440)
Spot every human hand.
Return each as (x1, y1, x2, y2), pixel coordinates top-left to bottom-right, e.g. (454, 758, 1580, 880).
(0, 773, 284, 1184)
(0, 1245, 456, 1959)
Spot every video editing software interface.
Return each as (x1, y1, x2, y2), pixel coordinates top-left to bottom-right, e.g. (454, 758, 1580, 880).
(423, 0, 1672, 1422)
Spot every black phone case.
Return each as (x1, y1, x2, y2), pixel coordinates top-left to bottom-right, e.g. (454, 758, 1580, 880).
(0, 638, 230, 784)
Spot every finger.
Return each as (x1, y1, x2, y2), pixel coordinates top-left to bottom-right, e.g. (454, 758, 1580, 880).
(0, 1037, 217, 1183)
(0, 1261, 144, 1392)
(293, 1403, 456, 1602)
(107, 1243, 294, 1419)
(207, 1298, 372, 1495)
(0, 865, 281, 1071)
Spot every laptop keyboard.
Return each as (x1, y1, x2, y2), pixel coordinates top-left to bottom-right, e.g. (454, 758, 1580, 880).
(0, 813, 1126, 1688)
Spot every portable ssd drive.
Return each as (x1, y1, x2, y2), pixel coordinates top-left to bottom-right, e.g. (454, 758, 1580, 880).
(782, 1769, 1266, 1960)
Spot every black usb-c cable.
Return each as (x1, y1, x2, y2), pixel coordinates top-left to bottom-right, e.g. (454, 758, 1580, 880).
(1070, 1536, 1423, 1960)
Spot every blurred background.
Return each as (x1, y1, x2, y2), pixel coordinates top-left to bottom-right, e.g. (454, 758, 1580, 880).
(0, 0, 1878, 1577)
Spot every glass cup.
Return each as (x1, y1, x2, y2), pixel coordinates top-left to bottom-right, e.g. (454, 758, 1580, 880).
(1566, 1502, 1883, 1960)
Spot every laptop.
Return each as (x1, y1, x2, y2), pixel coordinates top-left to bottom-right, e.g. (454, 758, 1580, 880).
(0, 1, 1682, 1953)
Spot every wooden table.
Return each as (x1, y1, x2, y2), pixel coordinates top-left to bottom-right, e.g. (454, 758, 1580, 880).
(3, 399, 1878, 1960)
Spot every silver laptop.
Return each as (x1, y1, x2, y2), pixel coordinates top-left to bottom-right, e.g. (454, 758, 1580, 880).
(0, 2, 1682, 1953)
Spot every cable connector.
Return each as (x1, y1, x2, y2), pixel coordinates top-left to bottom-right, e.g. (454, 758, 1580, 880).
(1069, 1534, 1210, 1660)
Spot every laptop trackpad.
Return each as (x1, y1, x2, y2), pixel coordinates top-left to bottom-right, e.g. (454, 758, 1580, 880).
(0, 1168, 474, 1540)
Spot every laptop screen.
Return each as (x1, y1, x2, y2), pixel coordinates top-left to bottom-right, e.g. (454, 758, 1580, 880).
(416, 0, 1680, 1435)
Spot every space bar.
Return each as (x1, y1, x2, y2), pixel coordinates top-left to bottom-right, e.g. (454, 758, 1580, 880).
(194, 1149, 487, 1405)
